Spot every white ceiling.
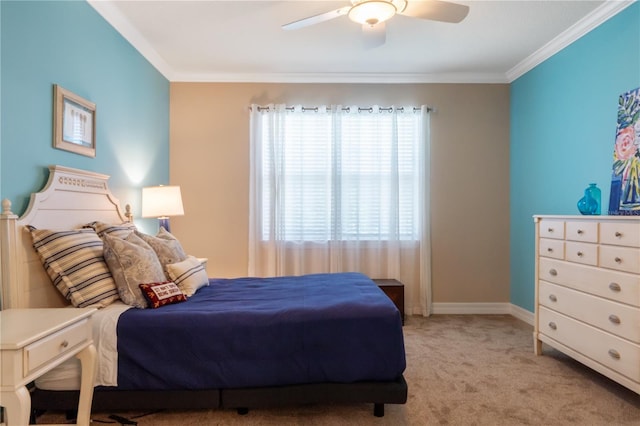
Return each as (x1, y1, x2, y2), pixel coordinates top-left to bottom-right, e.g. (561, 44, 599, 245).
(88, 0, 633, 83)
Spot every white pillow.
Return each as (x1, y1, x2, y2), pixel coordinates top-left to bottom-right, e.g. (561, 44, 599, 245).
(165, 255, 209, 297)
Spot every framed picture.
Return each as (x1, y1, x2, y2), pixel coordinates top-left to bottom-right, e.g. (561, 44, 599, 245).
(53, 85, 96, 158)
(608, 86, 640, 215)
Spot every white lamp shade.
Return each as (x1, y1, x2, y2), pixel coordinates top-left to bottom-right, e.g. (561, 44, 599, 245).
(142, 185, 185, 218)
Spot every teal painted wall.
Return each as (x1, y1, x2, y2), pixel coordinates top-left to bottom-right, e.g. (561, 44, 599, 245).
(510, 3, 640, 312)
(0, 0, 169, 230)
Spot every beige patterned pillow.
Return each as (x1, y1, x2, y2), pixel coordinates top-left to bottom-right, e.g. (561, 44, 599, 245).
(135, 228, 187, 271)
(103, 232, 167, 308)
(28, 227, 119, 308)
(165, 255, 209, 297)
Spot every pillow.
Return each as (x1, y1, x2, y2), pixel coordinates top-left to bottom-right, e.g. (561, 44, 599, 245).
(28, 227, 119, 308)
(102, 232, 167, 309)
(165, 255, 208, 297)
(139, 281, 187, 308)
(85, 221, 137, 239)
(135, 227, 187, 270)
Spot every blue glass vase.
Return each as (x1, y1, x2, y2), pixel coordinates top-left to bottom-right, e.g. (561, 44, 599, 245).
(577, 183, 601, 215)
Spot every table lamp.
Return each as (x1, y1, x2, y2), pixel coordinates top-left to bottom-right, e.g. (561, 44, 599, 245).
(141, 185, 184, 232)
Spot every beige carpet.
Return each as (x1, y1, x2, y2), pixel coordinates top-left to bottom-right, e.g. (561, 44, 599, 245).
(37, 315, 640, 425)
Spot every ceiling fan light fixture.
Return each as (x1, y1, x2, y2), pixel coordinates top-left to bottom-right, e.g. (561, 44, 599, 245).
(348, 0, 397, 26)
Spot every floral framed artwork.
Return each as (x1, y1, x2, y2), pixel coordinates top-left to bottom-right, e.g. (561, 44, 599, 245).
(609, 86, 640, 215)
(53, 85, 96, 158)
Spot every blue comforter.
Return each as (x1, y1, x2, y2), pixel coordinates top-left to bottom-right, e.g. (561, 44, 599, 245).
(116, 272, 406, 390)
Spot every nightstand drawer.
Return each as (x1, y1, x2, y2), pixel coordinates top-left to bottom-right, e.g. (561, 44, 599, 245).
(24, 318, 90, 376)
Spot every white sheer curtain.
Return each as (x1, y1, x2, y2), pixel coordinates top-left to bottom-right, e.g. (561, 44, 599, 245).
(249, 104, 432, 316)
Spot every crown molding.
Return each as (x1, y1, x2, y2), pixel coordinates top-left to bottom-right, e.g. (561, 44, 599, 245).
(88, 0, 175, 81)
(170, 72, 509, 84)
(505, 0, 636, 82)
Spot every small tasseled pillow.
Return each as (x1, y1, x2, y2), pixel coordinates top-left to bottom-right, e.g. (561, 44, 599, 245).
(165, 255, 209, 297)
(28, 226, 119, 308)
(139, 281, 187, 308)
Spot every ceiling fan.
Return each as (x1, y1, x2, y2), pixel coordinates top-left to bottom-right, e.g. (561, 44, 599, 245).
(282, 0, 470, 48)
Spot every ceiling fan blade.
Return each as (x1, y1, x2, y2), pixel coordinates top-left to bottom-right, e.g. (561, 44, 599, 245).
(282, 6, 351, 31)
(362, 22, 386, 49)
(400, 0, 469, 23)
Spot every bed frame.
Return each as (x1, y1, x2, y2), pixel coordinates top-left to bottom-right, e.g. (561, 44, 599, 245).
(0, 165, 407, 419)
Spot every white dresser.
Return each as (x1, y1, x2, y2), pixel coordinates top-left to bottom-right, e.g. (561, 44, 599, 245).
(534, 215, 640, 394)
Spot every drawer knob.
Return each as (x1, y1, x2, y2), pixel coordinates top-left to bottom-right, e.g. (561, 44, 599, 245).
(547, 248, 553, 252)
(615, 257, 622, 264)
(548, 294, 557, 302)
(609, 282, 621, 292)
(615, 231, 623, 238)
(608, 349, 621, 360)
(608, 314, 621, 325)
(549, 269, 558, 276)
(60, 340, 69, 349)
(548, 322, 557, 330)
(577, 251, 583, 257)
(577, 229, 584, 235)
(547, 228, 554, 233)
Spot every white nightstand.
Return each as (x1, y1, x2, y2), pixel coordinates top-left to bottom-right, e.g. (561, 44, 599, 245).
(0, 308, 97, 426)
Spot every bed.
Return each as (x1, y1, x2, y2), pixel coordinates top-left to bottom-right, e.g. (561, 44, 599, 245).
(0, 165, 407, 420)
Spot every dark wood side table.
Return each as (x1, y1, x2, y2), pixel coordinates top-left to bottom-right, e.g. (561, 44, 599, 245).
(372, 279, 405, 324)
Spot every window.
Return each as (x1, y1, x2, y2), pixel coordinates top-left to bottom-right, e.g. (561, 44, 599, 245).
(254, 105, 427, 242)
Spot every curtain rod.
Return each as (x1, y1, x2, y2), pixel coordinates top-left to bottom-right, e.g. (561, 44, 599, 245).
(250, 105, 433, 113)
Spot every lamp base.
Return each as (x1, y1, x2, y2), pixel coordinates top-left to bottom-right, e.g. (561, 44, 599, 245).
(158, 217, 171, 233)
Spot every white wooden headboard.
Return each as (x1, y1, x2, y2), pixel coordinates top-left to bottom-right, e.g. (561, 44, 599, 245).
(0, 165, 131, 309)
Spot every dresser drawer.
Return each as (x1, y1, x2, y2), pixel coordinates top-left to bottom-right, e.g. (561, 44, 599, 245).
(539, 258, 640, 307)
(600, 245, 640, 274)
(565, 221, 598, 243)
(539, 238, 564, 259)
(539, 281, 640, 343)
(565, 241, 598, 266)
(24, 318, 90, 376)
(539, 220, 565, 240)
(539, 307, 640, 382)
(600, 222, 640, 248)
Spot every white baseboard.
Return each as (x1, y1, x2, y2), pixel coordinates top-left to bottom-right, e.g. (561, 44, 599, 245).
(431, 302, 511, 315)
(509, 303, 534, 325)
(427, 302, 534, 326)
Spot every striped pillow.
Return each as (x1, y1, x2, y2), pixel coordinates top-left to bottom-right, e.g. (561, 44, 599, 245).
(28, 227, 119, 308)
(84, 221, 137, 239)
(165, 255, 208, 297)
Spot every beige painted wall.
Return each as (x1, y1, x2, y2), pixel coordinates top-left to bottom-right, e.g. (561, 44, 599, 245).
(170, 83, 510, 305)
